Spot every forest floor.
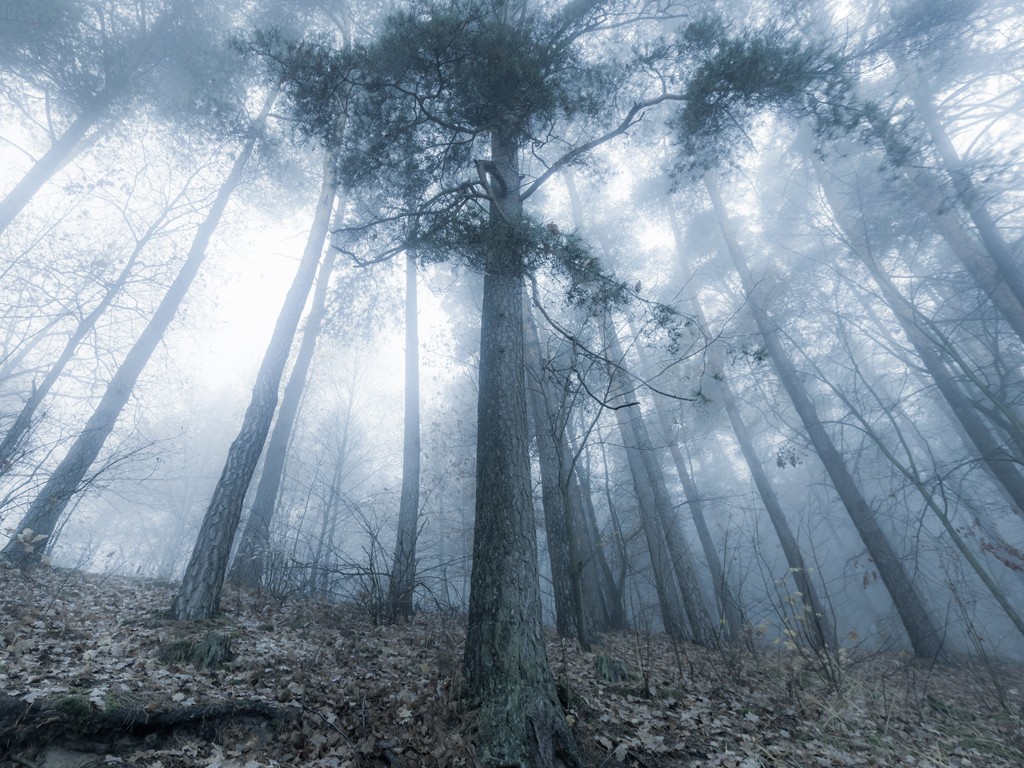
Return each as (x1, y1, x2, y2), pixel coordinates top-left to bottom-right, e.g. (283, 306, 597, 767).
(1, 567, 1022, 768)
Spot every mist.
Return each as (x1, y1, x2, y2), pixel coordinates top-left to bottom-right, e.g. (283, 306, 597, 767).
(2, 0, 1023, 764)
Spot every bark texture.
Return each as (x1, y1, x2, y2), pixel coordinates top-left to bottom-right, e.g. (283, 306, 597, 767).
(462, 130, 580, 768)
(228, 235, 339, 590)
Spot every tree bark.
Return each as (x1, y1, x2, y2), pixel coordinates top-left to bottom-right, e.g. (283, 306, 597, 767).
(173, 147, 337, 621)
(0, 92, 277, 567)
(462, 129, 580, 768)
(388, 251, 422, 620)
(705, 173, 948, 661)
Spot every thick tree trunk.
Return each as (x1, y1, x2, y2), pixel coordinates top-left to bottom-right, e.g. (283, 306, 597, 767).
(462, 130, 579, 768)
(228, 244, 338, 590)
(388, 251, 422, 620)
(523, 301, 587, 644)
(173, 148, 337, 621)
(0, 93, 276, 567)
(706, 173, 948, 661)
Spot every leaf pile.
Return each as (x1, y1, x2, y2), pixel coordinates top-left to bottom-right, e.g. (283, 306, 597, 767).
(1, 567, 1021, 767)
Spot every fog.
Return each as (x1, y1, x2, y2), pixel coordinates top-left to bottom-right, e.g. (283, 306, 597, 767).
(2, 0, 1022, 678)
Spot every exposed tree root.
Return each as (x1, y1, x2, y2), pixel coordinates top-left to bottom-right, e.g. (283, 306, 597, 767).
(0, 694, 294, 755)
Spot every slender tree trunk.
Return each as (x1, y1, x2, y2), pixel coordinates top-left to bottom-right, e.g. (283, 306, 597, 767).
(228, 240, 339, 589)
(632, 327, 745, 642)
(462, 129, 580, 768)
(905, 165, 1024, 344)
(388, 251, 422, 620)
(812, 158, 1024, 521)
(569, 429, 628, 629)
(173, 147, 336, 621)
(0, 94, 110, 236)
(705, 173, 948, 661)
(565, 169, 675, 638)
(523, 300, 587, 645)
(0, 202, 176, 476)
(908, 80, 1024, 314)
(0, 93, 277, 567)
(563, 464, 611, 633)
(313, 453, 344, 597)
(603, 315, 714, 645)
(595, 422, 632, 611)
(666, 195, 835, 650)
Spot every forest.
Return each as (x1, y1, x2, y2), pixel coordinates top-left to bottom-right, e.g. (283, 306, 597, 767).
(1, 0, 1023, 766)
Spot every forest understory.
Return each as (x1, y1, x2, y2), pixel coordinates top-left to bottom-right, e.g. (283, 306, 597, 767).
(1, 568, 1021, 768)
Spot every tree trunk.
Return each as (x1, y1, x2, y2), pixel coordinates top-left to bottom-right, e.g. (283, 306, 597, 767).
(523, 300, 587, 645)
(812, 158, 1024, 520)
(908, 80, 1024, 314)
(602, 315, 714, 645)
(705, 173, 948, 661)
(562, 460, 612, 633)
(568, 429, 628, 629)
(666, 195, 835, 650)
(388, 251, 422, 621)
(0, 198, 177, 476)
(631, 326, 745, 643)
(462, 129, 580, 768)
(173, 147, 337, 621)
(229, 189, 347, 590)
(228, 241, 338, 590)
(0, 95, 109, 236)
(0, 92, 277, 567)
(905, 164, 1024, 344)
